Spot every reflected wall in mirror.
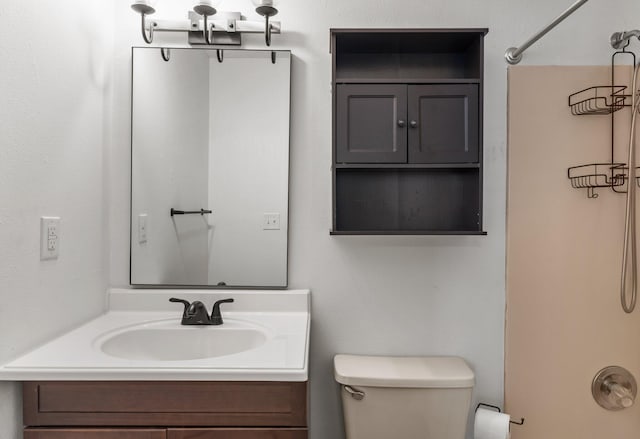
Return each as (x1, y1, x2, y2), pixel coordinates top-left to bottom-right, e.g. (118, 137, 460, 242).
(131, 48, 291, 287)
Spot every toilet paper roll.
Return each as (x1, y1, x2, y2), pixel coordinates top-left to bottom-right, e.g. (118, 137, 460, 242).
(474, 407, 511, 439)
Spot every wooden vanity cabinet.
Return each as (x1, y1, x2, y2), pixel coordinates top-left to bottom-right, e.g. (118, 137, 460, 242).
(167, 429, 307, 439)
(23, 381, 308, 439)
(24, 430, 165, 439)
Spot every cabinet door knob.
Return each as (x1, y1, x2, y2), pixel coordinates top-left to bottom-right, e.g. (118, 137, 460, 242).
(410, 120, 418, 128)
(397, 120, 406, 127)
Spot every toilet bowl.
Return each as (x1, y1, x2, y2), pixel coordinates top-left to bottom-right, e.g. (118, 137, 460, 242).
(334, 355, 475, 439)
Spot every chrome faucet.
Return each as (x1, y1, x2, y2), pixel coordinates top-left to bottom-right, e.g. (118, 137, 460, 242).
(169, 297, 234, 325)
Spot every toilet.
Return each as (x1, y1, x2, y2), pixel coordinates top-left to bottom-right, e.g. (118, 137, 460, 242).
(334, 354, 475, 439)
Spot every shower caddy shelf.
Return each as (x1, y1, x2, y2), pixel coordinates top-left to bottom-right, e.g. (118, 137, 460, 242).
(568, 86, 630, 115)
(567, 48, 638, 198)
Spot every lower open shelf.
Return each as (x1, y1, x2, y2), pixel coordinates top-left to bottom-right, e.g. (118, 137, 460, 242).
(333, 168, 483, 234)
(330, 230, 487, 235)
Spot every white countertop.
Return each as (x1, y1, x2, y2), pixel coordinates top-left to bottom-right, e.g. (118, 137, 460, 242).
(0, 289, 310, 381)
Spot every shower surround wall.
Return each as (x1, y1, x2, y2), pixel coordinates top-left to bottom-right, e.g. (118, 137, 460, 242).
(506, 66, 640, 438)
(0, 1, 113, 438)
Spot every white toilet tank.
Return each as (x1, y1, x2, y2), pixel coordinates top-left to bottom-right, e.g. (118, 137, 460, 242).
(334, 355, 475, 439)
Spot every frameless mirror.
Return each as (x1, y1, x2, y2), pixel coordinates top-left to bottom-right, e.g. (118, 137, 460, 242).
(131, 47, 290, 287)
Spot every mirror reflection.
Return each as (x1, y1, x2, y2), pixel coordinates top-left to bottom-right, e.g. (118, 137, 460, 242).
(131, 47, 291, 287)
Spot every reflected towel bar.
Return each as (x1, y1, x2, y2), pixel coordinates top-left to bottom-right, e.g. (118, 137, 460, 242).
(170, 208, 212, 216)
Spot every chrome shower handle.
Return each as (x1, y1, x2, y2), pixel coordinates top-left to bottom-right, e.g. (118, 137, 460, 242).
(592, 366, 637, 411)
(608, 382, 635, 408)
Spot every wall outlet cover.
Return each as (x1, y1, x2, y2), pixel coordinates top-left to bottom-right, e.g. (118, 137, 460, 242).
(138, 214, 148, 243)
(40, 217, 60, 260)
(263, 213, 281, 230)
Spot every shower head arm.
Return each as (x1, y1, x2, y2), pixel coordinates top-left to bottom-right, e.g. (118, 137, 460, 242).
(611, 30, 640, 50)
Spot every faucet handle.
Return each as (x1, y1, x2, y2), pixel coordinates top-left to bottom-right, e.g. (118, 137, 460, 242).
(171, 298, 212, 325)
(169, 298, 191, 317)
(210, 298, 234, 325)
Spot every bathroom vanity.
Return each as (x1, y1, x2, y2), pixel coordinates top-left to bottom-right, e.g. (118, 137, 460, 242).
(23, 381, 307, 438)
(0, 290, 310, 439)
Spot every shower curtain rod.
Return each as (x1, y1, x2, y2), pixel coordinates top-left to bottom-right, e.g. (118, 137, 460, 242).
(505, 0, 591, 65)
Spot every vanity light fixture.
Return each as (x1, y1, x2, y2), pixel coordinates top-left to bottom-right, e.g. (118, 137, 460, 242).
(252, 0, 279, 46)
(193, 0, 220, 45)
(129, 0, 281, 47)
(131, 0, 157, 44)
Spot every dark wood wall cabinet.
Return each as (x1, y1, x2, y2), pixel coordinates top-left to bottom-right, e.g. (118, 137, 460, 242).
(23, 381, 308, 439)
(331, 29, 488, 235)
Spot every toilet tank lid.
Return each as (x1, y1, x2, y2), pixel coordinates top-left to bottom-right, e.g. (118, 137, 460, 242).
(334, 355, 474, 388)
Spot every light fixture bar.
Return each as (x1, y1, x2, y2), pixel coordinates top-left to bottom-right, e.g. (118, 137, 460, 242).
(146, 18, 281, 34)
(130, 2, 282, 47)
(143, 16, 281, 37)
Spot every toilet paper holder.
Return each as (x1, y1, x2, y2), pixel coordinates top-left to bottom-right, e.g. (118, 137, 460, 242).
(476, 403, 525, 427)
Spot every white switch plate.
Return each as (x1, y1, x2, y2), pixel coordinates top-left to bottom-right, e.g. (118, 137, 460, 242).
(263, 213, 281, 230)
(40, 217, 60, 260)
(138, 214, 148, 243)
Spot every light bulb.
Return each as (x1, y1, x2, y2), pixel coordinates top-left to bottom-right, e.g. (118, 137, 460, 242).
(253, 0, 279, 17)
(193, 0, 220, 16)
(252, 0, 279, 6)
(131, 0, 157, 15)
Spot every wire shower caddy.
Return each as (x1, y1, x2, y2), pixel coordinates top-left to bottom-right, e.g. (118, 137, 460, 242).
(567, 47, 639, 198)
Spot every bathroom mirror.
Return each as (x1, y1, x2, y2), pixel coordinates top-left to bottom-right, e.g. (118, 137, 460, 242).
(130, 47, 290, 287)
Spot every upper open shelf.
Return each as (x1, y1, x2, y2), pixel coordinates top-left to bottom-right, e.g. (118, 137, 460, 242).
(331, 29, 488, 81)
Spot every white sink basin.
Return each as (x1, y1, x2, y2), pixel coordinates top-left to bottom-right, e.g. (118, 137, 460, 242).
(99, 320, 268, 361)
(0, 289, 310, 381)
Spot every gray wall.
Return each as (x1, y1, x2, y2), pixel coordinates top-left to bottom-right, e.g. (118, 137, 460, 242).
(0, 1, 113, 438)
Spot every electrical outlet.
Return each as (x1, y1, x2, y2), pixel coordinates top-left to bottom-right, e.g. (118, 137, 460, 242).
(40, 217, 60, 260)
(263, 213, 281, 230)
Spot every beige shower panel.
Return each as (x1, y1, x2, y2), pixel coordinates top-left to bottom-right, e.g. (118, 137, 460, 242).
(506, 65, 640, 439)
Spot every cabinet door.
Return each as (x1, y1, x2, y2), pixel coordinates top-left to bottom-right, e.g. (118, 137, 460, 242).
(408, 84, 479, 163)
(336, 84, 407, 163)
(24, 429, 166, 439)
(24, 381, 307, 427)
(167, 429, 307, 439)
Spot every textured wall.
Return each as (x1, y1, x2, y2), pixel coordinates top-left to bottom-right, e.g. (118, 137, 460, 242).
(0, 1, 113, 438)
(506, 66, 640, 438)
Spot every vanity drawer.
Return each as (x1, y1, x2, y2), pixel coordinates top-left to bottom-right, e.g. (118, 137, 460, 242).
(23, 382, 307, 427)
(24, 429, 165, 439)
(167, 428, 307, 439)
